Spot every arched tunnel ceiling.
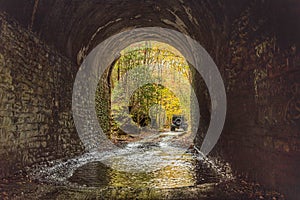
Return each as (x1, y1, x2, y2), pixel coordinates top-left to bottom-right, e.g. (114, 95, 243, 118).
(0, 0, 300, 64)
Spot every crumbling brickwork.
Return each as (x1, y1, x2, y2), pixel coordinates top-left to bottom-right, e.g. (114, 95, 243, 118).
(0, 12, 84, 178)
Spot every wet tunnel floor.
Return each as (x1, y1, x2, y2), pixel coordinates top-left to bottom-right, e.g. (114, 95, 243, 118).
(0, 132, 285, 200)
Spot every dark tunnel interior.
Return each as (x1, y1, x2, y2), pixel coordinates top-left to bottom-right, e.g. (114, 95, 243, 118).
(0, 0, 299, 199)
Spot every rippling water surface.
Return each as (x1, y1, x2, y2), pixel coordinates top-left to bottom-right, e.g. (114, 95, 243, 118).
(4, 132, 283, 200)
(68, 141, 221, 189)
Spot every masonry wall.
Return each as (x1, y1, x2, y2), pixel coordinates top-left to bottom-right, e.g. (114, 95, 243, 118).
(0, 12, 84, 178)
(221, 67, 300, 199)
(216, 6, 300, 199)
(191, 3, 300, 199)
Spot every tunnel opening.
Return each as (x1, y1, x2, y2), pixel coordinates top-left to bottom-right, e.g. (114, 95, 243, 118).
(95, 41, 200, 147)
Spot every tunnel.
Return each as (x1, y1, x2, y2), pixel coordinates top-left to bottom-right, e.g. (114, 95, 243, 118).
(0, 0, 299, 199)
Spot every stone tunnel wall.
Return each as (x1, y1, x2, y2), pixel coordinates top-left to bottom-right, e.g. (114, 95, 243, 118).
(213, 5, 300, 199)
(0, 12, 84, 178)
(221, 67, 300, 199)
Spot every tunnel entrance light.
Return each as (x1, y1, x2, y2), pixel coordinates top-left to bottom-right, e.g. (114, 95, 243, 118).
(72, 27, 227, 172)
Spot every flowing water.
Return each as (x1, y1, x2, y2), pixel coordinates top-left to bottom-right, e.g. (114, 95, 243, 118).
(34, 131, 223, 189)
(2, 131, 285, 199)
(68, 141, 221, 189)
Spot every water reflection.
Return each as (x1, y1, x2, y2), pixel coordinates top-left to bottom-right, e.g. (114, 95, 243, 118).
(68, 142, 221, 189)
(153, 165, 195, 188)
